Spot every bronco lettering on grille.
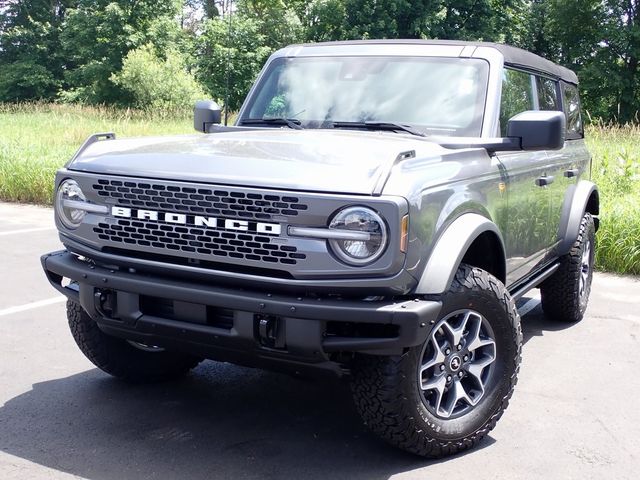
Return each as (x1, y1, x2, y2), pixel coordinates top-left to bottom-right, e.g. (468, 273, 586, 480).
(111, 206, 282, 235)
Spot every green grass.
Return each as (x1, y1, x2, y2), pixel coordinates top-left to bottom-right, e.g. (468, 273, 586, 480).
(586, 124, 640, 275)
(1, 104, 638, 274)
(0, 103, 193, 204)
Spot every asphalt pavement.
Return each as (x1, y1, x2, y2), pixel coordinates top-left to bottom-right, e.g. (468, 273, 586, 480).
(0, 202, 638, 480)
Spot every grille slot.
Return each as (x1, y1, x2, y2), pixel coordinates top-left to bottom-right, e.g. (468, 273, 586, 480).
(93, 179, 308, 220)
(94, 219, 305, 265)
(139, 295, 234, 330)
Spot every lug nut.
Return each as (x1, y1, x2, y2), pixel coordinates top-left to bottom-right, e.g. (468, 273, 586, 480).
(458, 371, 464, 378)
(463, 355, 469, 362)
(446, 375, 452, 382)
(440, 365, 446, 371)
(445, 348, 451, 355)
(457, 344, 462, 351)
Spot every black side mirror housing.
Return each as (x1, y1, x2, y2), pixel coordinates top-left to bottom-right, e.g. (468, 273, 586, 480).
(194, 100, 222, 133)
(506, 110, 566, 150)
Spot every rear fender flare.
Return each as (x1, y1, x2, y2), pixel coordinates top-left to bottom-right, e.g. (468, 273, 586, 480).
(415, 213, 505, 295)
(557, 181, 599, 255)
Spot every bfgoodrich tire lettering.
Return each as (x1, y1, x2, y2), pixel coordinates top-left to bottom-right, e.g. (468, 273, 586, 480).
(540, 213, 596, 323)
(351, 264, 522, 457)
(67, 300, 202, 383)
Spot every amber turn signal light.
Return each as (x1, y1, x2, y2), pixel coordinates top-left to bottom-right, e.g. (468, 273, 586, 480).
(400, 215, 409, 253)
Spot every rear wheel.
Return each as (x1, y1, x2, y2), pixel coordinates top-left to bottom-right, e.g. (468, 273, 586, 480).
(351, 264, 522, 457)
(540, 212, 596, 323)
(67, 300, 202, 383)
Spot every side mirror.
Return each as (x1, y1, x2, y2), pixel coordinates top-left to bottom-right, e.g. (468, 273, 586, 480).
(506, 110, 566, 150)
(194, 100, 222, 133)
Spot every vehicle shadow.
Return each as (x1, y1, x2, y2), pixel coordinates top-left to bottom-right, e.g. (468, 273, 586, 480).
(0, 362, 495, 480)
(518, 296, 578, 345)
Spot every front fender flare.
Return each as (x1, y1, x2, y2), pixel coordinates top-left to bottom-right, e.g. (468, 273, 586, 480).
(415, 213, 505, 295)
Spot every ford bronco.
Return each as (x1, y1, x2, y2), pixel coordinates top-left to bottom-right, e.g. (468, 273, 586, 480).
(42, 40, 599, 457)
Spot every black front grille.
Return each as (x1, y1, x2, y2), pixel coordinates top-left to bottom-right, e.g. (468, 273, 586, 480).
(92, 179, 308, 221)
(93, 218, 306, 265)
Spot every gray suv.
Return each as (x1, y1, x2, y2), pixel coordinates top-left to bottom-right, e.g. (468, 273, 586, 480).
(42, 40, 599, 457)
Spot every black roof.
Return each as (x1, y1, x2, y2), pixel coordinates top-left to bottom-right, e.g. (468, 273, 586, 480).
(297, 39, 579, 84)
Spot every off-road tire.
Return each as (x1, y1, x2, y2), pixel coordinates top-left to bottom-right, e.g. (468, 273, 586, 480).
(351, 264, 522, 458)
(540, 213, 596, 323)
(67, 300, 202, 382)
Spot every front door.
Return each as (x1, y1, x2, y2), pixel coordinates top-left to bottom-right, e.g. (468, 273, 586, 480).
(497, 68, 555, 284)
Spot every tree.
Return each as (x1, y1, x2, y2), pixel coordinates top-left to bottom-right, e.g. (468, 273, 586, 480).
(111, 44, 205, 110)
(196, 14, 272, 110)
(1, 0, 638, 122)
(59, 1, 181, 104)
(0, 0, 72, 101)
(238, 0, 303, 46)
(523, 0, 639, 123)
(196, 1, 304, 111)
(597, 0, 640, 122)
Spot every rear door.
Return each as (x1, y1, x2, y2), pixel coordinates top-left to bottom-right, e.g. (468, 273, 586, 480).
(545, 82, 591, 253)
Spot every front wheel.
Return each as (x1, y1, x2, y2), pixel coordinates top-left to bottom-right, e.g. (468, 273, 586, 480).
(351, 264, 522, 457)
(67, 301, 202, 383)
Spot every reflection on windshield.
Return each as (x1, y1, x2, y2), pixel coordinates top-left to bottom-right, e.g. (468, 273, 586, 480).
(243, 56, 489, 137)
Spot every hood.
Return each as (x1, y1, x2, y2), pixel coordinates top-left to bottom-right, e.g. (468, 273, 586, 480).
(68, 129, 448, 195)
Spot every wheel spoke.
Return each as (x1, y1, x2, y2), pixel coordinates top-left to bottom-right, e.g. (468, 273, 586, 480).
(422, 374, 447, 413)
(465, 312, 495, 353)
(440, 311, 472, 347)
(441, 380, 471, 417)
(463, 313, 484, 352)
(468, 336, 495, 353)
(420, 337, 446, 375)
(580, 239, 592, 297)
(466, 353, 496, 393)
(583, 241, 591, 266)
(459, 310, 473, 334)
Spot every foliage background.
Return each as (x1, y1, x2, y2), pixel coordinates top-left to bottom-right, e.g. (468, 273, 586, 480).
(0, 0, 639, 120)
(0, 1, 639, 275)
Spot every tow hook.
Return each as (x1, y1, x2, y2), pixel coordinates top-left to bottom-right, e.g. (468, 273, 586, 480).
(255, 314, 286, 350)
(94, 289, 116, 319)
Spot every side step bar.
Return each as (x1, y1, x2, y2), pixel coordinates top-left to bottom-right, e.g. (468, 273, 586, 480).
(509, 262, 560, 301)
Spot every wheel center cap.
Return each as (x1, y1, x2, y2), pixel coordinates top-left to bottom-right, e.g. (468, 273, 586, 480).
(449, 356, 461, 371)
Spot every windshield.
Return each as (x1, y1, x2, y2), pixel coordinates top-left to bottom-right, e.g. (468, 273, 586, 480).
(240, 56, 489, 137)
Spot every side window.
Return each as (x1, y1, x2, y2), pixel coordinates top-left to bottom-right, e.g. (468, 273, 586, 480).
(500, 69, 534, 135)
(537, 77, 559, 111)
(562, 83, 584, 139)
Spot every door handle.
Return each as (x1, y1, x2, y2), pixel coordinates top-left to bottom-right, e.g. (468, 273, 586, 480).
(535, 175, 554, 187)
(564, 168, 579, 178)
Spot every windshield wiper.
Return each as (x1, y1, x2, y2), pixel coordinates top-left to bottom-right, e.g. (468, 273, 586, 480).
(331, 121, 425, 137)
(240, 118, 303, 130)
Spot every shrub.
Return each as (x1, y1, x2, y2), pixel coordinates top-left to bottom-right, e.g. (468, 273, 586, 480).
(111, 45, 206, 112)
(0, 60, 59, 102)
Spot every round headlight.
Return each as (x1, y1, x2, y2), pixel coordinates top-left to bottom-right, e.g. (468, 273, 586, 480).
(56, 179, 87, 229)
(328, 206, 388, 265)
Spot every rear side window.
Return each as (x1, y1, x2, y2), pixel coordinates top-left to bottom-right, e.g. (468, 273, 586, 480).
(500, 69, 534, 135)
(562, 83, 584, 139)
(537, 77, 559, 111)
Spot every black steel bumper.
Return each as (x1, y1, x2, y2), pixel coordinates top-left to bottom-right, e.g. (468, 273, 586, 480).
(42, 250, 441, 376)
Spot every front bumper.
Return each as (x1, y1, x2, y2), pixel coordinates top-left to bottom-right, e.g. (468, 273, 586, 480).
(42, 250, 441, 376)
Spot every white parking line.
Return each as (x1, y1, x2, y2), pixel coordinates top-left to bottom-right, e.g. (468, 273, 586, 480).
(518, 297, 540, 317)
(0, 296, 66, 317)
(0, 227, 55, 236)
